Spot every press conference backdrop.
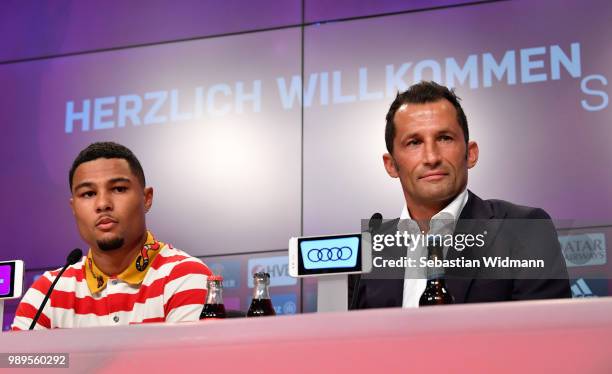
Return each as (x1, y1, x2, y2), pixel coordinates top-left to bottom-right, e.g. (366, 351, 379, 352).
(1, 0, 611, 330)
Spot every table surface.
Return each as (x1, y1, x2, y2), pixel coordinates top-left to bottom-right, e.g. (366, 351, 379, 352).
(1, 297, 611, 373)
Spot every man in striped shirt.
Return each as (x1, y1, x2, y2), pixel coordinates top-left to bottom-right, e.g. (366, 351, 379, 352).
(12, 142, 212, 329)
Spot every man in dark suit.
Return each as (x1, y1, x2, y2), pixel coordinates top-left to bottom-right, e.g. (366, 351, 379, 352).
(350, 81, 570, 309)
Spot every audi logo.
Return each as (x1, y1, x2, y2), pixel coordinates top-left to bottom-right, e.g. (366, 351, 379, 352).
(307, 246, 353, 262)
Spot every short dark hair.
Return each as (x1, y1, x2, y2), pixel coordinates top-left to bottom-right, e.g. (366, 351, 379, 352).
(69, 142, 146, 191)
(384, 81, 469, 154)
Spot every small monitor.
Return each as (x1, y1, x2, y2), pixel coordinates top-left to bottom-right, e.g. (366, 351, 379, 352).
(289, 233, 372, 277)
(0, 260, 24, 300)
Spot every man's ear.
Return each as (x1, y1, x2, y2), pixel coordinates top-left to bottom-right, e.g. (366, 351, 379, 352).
(383, 153, 399, 178)
(144, 187, 154, 213)
(467, 140, 479, 169)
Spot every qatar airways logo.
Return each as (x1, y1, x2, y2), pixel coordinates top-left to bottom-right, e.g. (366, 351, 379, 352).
(559, 233, 606, 268)
(64, 42, 608, 134)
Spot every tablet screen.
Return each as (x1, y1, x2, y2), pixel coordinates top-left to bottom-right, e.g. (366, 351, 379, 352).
(297, 234, 362, 275)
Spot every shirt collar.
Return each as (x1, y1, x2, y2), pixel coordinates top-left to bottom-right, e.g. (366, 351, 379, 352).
(400, 188, 469, 232)
(84, 231, 165, 294)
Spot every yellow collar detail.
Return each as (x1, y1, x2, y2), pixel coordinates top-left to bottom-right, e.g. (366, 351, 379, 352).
(85, 231, 165, 294)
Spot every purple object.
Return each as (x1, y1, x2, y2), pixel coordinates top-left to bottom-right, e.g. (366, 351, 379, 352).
(0, 264, 12, 296)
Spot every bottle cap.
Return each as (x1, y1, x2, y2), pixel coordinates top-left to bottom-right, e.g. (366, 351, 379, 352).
(253, 271, 270, 280)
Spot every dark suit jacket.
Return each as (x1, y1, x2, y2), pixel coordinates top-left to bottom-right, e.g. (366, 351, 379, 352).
(349, 191, 571, 309)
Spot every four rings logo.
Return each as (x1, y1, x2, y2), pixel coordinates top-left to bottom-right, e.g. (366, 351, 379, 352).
(307, 246, 353, 262)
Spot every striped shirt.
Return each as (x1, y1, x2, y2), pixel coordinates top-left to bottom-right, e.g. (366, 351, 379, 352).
(11, 241, 211, 330)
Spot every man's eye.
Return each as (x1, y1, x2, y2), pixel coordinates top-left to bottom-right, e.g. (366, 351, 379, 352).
(407, 139, 421, 146)
(114, 186, 128, 193)
(81, 191, 95, 198)
(439, 135, 453, 142)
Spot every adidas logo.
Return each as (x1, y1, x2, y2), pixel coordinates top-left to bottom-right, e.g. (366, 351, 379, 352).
(571, 278, 597, 298)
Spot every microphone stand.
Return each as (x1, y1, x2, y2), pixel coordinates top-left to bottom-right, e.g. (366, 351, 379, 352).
(29, 249, 82, 330)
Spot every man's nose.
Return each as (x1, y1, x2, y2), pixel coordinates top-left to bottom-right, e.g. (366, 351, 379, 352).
(95, 191, 113, 212)
(423, 141, 442, 167)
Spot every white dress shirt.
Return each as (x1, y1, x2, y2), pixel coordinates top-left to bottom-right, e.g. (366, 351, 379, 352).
(401, 188, 469, 308)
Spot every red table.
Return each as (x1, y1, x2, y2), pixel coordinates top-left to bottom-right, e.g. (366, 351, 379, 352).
(1, 297, 611, 373)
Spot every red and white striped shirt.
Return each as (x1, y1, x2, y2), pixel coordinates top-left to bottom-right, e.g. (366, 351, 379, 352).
(11, 237, 211, 330)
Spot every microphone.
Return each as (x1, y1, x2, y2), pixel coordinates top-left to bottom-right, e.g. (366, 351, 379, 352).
(66, 248, 83, 266)
(350, 213, 383, 310)
(369, 212, 383, 232)
(29, 248, 82, 330)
